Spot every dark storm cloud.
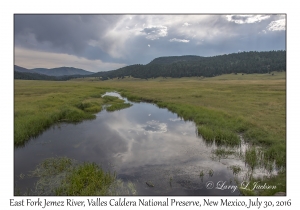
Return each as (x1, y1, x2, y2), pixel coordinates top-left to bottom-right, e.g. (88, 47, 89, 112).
(14, 15, 121, 57)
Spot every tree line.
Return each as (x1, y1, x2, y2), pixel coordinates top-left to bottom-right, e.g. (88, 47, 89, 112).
(91, 50, 286, 79)
(14, 71, 82, 81)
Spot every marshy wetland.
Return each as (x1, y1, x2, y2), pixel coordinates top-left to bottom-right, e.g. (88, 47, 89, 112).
(14, 72, 286, 196)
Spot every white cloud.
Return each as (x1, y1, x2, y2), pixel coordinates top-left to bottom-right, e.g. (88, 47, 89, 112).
(14, 47, 126, 72)
(148, 44, 150, 47)
(169, 38, 190, 43)
(267, 19, 286, 31)
(147, 15, 230, 41)
(141, 25, 168, 40)
(226, 15, 270, 24)
(183, 22, 191, 26)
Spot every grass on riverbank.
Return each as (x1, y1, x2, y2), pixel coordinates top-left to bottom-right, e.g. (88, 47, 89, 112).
(27, 157, 115, 196)
(23, 157, 136, 196)
(103, 95, 132, 112)
(55, 162, 115, 196)
(198, 125, 241, 146)
(212, 148, 236, 160)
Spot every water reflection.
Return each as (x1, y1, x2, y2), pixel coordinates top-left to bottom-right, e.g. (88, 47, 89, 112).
(14, 92, 275, 195)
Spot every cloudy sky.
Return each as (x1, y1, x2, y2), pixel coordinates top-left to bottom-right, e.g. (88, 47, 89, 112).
(14, 14, 286, 72)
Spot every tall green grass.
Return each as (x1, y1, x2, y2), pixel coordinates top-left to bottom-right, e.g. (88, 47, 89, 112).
(228, 165, 242, 176)
(212, 148, 235, 160)
(56, 162, 115, 196)
(28, 157, 116, 196)
(102, 95, 132, 112)
(198, 126, 215, 142)
(106, 103, 132, 112)
(198, 126, 240, 146)
(215, 129, 240, 146)
(76, 101, 102, 113)
(245, 147, 258, 172)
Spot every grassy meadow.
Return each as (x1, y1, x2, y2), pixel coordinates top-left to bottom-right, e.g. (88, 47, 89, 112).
(14, 71, 286, 195)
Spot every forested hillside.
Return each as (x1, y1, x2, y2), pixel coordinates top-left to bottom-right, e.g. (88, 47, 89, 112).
(91, 51, 286, 79)
(31, 67, 93, 76)
(14, 71, 83, 81)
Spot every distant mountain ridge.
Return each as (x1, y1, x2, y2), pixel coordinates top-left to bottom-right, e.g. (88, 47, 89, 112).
(14, 65, 93, 76)
(14, 65, 32, 73)
(14, 70, 60, 80)
(31, 67, 93, 76)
